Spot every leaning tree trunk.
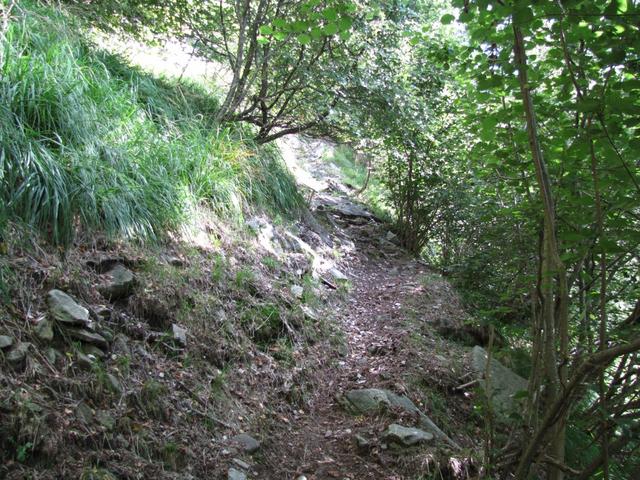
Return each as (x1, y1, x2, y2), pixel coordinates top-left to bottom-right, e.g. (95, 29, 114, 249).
(512, 22, 569, 480)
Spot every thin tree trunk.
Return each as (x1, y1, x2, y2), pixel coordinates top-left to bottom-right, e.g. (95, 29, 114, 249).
(512, 22, 569, 480)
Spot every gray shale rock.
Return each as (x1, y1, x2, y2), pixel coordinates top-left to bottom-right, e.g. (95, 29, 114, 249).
(47, 290, 90, 326)
(382, 424, 434, 448)
(67, 328, 108, 348)
(98, 264, 135, 300)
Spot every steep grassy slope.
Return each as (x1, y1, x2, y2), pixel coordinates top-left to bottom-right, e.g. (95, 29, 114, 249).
(0, 1, 302, 246)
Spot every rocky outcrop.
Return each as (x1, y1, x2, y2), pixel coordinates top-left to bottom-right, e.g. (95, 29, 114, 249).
(470, 346, 528, 418)
(341, 388, 460, 449)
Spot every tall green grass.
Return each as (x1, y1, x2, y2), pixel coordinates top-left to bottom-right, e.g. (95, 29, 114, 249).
(0, 2, 302, 246)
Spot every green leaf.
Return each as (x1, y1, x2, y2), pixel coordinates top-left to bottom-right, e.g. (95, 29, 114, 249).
(441, 14, 455, 24)
(297, 33, 311, 45)
(257, 36, 270, 45)
(322, 7, 338, 21)
(338, 16, 353, 31)
(576, 98, 603, 113)
(259, 25, 273, 35)
(323, 23, 338, 35)
(272, 18, 287, 29)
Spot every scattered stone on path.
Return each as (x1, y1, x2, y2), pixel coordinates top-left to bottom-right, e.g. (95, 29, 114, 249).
(93, 305, 112, 321)
(317, 197, 375, 220)
(172, 324, 187, 347)
(0, 335, 14, 349)
(228, 467, 247, 480)
(382, 424, 434, 448)
(6, 342, 31, 364)
(47, 289, 90, 326)
(35, 319, 54, 341)
(232, 458, 251, 471)
(111, 334, 130, 355)
(470, 345, 528, 418)
(354, 433, 372, 451)
(342, 388, 461, 449)
(231, 433, 261, 454)
(98, 264, 135, 300)
(66, 328, 109, 348)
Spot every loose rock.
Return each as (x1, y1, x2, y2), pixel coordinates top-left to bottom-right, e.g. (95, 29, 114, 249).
(231, 433, 260, 454)
(290, 285, 304, 298)
(342, 388, 460, 449)
(6, 342, 31, 364)
(47, 290, 90, 326)
(76, 352, 95, 370)
(0, 335, 14, 349)
(228, 468, 247, 480)
(98, 264, 135, 300)
(35, 319, 54, 342)
(172, 324, 187, 347)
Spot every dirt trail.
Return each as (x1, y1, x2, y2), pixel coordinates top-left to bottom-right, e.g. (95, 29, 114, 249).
(259, 137, 475, 479)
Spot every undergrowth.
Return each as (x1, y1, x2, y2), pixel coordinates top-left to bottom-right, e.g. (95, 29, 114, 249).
(0, 1, 302, 246)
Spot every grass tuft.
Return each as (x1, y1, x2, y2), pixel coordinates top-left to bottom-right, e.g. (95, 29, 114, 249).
(0, 2, 303, 246)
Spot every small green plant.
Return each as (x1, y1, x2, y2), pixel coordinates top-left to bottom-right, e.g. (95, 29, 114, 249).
(210, 253, 226, 283)
(234, 267, 255, 289)
(115, 355, 131, 375)
(262, 256, 280, 271)
(161, 441, 179, 470)
(16, 441, 33, 463)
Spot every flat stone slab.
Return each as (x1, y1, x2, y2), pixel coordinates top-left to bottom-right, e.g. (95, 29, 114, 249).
(470, 346, 528, 418)
(383, 423, 434, 448)
(66, 328, 109, 348)
(47, 290, 90, 326)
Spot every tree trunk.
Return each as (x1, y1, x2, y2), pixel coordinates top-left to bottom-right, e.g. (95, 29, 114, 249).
(512, 22, 569, 480)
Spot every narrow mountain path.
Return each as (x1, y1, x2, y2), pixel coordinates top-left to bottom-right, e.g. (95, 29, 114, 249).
(257, 137, 476, 479)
